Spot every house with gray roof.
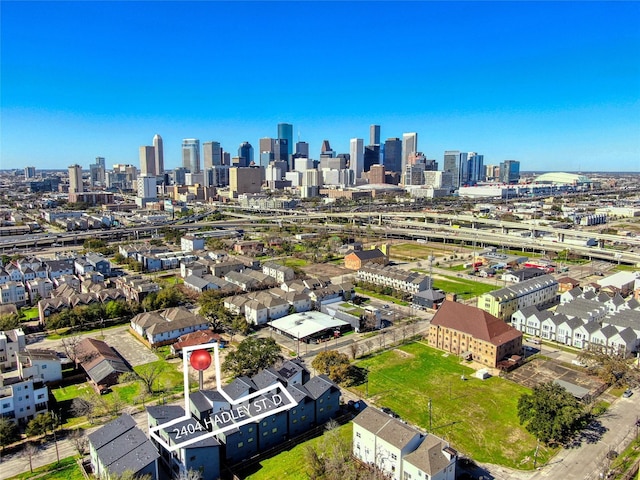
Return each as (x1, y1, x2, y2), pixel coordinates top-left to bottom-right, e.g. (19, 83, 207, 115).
(352, 407, 456, 480)
(130, 306, 209, 348)
(88, 413, 159, 480)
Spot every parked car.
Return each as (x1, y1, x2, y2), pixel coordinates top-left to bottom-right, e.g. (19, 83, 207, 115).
(623, 389, 633, 398)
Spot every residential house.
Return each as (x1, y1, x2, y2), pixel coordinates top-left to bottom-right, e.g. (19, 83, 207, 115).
(262, 262, 295, 283)
(130, 307, 210, 347)
(0, 282, 27, 306)
(0, 377, 49, 426)
(17, 349, 62, 383)
(477, 275, 558, 321)
(0, 328, 26, 370)
(76, 338, 131, 393)
(180, 235, 205, 252)
(88, 413, 159, 480)
(357, 264, 432, 296)
(502, 267, 546, 283)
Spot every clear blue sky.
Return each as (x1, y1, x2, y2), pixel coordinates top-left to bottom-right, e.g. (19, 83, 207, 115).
(2, 1, 639, 172)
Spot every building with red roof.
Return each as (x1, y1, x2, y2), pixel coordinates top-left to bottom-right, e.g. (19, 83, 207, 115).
(428, 301, 522, 368)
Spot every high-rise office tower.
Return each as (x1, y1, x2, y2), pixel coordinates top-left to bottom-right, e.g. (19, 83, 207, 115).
(153, 134, 164, 175)
(370, 125, 380, 145)
(320, 140, 334, 159)
(443, 151, 469, 188)
(277, 123, 293, 160)
(500, 160, 520, 184)
(350, 138, 364, 179)
(139, 146, 156, 176)
(273, 139, 289, 170)
(401, 133, 418, 173)
(24, 166, 36, 179)
(467, 153, 484, 185)
(89, 162, 105, 186)
(182, 139, 200, 173)
(295, 141, 309, 157)
(238, 141, 254, 167)
(364, 145, 380, 172)
(203, 141, 222, 169)
(383, 138, 402, 172)
(95, 157, 106, 169)
(369, 164, 386, 184)
(68, 164, 84, 193)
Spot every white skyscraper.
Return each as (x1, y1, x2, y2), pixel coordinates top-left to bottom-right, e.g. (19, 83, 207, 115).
(349, 138, 364, 179)
(402, 133, 418, 172)
(136, 175, 158, 207)
(153, 134, 164, 175)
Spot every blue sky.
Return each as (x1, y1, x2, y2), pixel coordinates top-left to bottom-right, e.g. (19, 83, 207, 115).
(2, 1, 639, 172)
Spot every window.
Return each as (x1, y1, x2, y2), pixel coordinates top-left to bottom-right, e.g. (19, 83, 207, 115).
(263, 431, 268, 436)
(237, 442, 244, 448)
(271, 427, 277, 434)
(391, 454, 397, 460)
(247, 437, 253, 443)
(356, 432, 361, 438)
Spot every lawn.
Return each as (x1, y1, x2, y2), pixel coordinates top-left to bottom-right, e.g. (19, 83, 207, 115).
(20, 306, 40, 320)
(430, 275, 496, 300)
(389, 243, 459, 260)
(351, 342, 556, 469)
(52, 382, 92, 402)
(8, 456, 83, 480)
(244, 423, 353, 479)
(354, 287, 409, 306)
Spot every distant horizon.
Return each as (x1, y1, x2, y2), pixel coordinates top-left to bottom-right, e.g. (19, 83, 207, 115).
(2, 1, 639, 172)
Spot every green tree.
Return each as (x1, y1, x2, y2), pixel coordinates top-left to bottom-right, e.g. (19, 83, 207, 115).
(135, 362, 166, 394)
(0, 417, 18, 454)
(25, 412, 56, 438)
(223, 337, 282, 378)
(312, 351, 350, 376)
(0, 314, 20, 331)
(518, 382, 584, 445)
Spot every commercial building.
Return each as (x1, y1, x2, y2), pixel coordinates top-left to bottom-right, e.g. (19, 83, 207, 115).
(182, 139, 201, 173)
(401, 132, 418, 172)
(139, 146, 156, 176)
(68, 164, 84, 193)
(350, 138, 364, 179)
(383, 138, 402, 172)
(153, 134, 164, 175)
(500, 160, 520, 184)
(429, 301, 523, 368)
(229, 166, 263, 198)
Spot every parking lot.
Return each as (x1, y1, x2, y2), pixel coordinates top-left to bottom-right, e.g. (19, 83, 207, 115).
(97, 328, 159, 368)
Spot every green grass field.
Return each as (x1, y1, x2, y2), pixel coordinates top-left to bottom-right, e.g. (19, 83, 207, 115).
(390, 243, 460, 260)
(244, 423, 353, 479)
(20, 306, 40, 320)
(52, 382, 92, 402)
(354, 287, 409, 306)
(352, 342, 556, 469)
(430, 275, 497, 299)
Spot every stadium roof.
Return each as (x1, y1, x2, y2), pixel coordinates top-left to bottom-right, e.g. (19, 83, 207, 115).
(533, 172, 592, 185)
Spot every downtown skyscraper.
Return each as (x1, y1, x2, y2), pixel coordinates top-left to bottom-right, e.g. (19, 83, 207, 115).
(182, 139, 201, 173)
(401, 132, 418, 172)
(350, 138, 364, 179)
(277, 123, 293, 160)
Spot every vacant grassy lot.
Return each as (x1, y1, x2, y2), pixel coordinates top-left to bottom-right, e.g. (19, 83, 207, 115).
(354, 287, 409, 306)
(244, 423, 353, 479)
(390, 242, 461, 260)
(52, 382, 92, 402)
(430, 275, 496, 300)
(352, 342, 555, 469)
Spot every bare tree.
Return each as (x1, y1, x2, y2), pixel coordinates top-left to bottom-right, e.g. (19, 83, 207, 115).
(61, 335, 83, 368)
(23, 442, 39, 473)
(348, 342, 359, 360)
(365, 340, 373, 355)
(69, 429, 88, 456)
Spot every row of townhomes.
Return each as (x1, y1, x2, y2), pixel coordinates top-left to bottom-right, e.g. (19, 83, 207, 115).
(0, 328, 60, 425)
(477, 274, 559, 321)
(356, 264, 432, 296)
(512, 284, 640, 355)
(88, 359, 341, 480)
(352, 407, 457, 480)
(1, 253, 111, 306)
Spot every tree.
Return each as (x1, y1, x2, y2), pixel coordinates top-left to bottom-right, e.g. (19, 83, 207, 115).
(518, 382, 584, 445)
(61, 335, 83, 368)
(0, 417, 18, 455)
(135, 362, 166, 394)
(69, 428, 88, 456)
(0, 314, 19, 331)
(312, 351, 360, 385)
(71, 394, 101, 424)
(26, 412, 56, 438)
(577, 346, 639, 388)
(348, 342, 359, 360)
(174, 469, 203, 480)
(222, 337, 282, 378)
(23, 442, 39, 473)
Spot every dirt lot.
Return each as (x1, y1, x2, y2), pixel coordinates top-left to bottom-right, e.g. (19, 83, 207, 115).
(506, 357, 606, 398)
(104, 329, 159, 368)
(300, 263, 351, 278)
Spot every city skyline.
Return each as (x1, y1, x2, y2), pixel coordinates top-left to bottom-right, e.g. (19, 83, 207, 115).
(2, 1, 639, 172)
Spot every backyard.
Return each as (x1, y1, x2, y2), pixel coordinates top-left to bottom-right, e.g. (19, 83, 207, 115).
(351, 341, 556, 469)
(429, 274, 497, 300)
